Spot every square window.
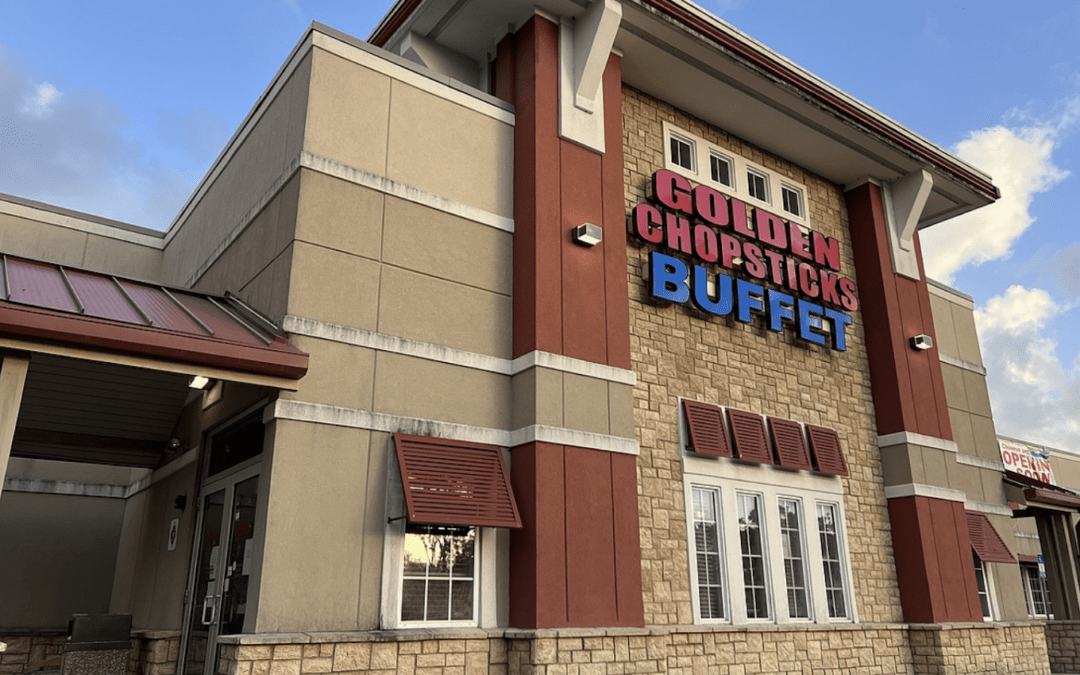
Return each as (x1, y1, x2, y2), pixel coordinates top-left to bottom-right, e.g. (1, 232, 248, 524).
(400, 524, 476, 623)
(710, 154, 733, 187)
(747, 170, 769, 202)
(670, 135, 695, 172)
(781, 186, 803, 217)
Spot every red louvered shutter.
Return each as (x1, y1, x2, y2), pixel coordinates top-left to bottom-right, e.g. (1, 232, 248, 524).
(727, 409, 773, 464)
(806, 425, 849, 476)
(966, 511, 1015, 563)
(682, 400, 732, 457)
(768, 417, 813, 470)
(393, 434, 522, 528)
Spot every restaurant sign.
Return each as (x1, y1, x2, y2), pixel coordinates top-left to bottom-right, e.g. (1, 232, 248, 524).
(629, 170, 859, 351)
(1000, 438, 1054, 484)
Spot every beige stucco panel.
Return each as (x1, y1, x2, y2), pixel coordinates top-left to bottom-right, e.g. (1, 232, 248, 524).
(382, 195, 512, 294)
(563, 372, 611, 436)
(0, 214, 89, 264)
(970, 414, 1002, 464)
(609, 382, 636, 440)
(510, 367, 564, 430)
(879, 444, 916, 486)
(952, 304, 985, 367)
(357, 430, 392, 629)
(287, 241, 381, 331)
(295, 170, 385, 261)
(962, 369, 994, 418)
(386, 81, 513, 219)
(929, 293, 960, 360)
(163, 53, 311, 286)
(949, 408, 977, 458)
(305, 49, 391, 176)
(377, 265, 511, 358)
(0, 492, 125, 628)
(257, 420, 372, 632)
(945, 457, 986, 503)
(372, 352, 511, 430)
(941, 363, 969, 413)
(282, 336, 375, 410)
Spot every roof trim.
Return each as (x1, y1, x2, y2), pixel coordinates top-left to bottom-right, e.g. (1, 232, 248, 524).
(635, 0, 998, 201)
(370, 0, 426, 47)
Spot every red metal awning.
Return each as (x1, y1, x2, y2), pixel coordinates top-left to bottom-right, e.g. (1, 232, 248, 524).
(807, 425, 849, 477)
(682, 400, 731, 457)
(966, 511, 1016, 564)
(727, 409, 773, 464)
(393, 433, 522, 529)
(0, 253, 307, 380)
(769, 417, 814, 471)
(1004, 470, 1080, 511)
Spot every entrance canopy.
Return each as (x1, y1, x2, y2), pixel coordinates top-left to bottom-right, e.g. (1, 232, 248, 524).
(0, 253, 308, 468)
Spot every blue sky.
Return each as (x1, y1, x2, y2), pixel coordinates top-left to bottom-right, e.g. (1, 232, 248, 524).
(1, 0, 1078, 452)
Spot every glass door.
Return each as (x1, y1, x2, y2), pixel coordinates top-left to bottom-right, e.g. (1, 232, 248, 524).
(179, 468, 261, 675)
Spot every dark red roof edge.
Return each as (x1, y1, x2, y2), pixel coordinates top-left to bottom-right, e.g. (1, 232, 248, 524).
(0, 303, 308, 379)
(1024, 488, 1080, 510)
(370, 0, 425, 47)
(639, 0, 998, 201)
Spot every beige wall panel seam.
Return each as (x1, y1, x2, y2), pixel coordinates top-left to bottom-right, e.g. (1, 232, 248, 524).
(882, 482, 967, 502)
(878, 431, 959, 453)
(964, 500, 1015, 517)
(956, 453, 1006, 472)
(283, 315, 636, 385)
(2, 477, 129, 498)
(266, 399, 640, 455)
(124, 448, 198, 498)
(181, 154, 303, 287)
(0, 200, 164, 248)
(300, 152, 514, 233)
(940, 352, 987, 376)
(164, 34, 314, 246)
(312, 33, 515, 125)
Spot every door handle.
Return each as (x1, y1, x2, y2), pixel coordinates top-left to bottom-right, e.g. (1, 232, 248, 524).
(201, 594, 216, 626)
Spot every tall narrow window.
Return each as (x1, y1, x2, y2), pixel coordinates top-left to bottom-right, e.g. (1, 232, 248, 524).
(400, 525, 476, 622)
(973, 556, 993, 620)
(710, 154, 733, 187)
(738, 493, 770, 619)
(746, 169, 769, 202)
(670, 135, 695, 171)
(781, 185, 803, 217)
(778, 498, 810, 619)
(817, 502, 849, 619)
(1022, 562, 1051, 617)
(692, 488, 725, 619)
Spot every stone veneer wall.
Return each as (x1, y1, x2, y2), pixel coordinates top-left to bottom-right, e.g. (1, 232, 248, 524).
(1045, 620, 1080, 673)
(0, 631, 179, 675)
(212, 623, 1051, 675)
(621, 85, 902, 626)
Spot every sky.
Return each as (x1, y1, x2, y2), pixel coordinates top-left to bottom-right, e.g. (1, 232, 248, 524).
(1, 0, 1078, 453)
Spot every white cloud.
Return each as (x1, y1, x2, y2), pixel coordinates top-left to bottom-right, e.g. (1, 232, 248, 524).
(975, 285, 1080, 452)
(19, 82, 61, 119)
(0, 48, 192, 229)
(921, 102, 1075, 284)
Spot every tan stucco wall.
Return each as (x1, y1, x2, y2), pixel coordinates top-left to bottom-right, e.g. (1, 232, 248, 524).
(623, 86, 902, 626)
(0, 489, 125, 628)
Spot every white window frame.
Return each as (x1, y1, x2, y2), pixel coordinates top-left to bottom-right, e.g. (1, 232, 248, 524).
(661, 121, 810, 227)
(780, 184, 804, 219)
(380, 449, 501, 629)
(681, 403, 856, 626)
(816, 500, 852, 620)
(1021, 561, 1052, 618)
(690, 486, 729, 621)
(745, 167, 771, 205)
(973, 556, 997, 621)
(709, 152, 735, 189)
(778, 496, 813, 621)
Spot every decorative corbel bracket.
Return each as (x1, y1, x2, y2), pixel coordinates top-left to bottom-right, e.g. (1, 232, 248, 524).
(882, 169, 933, 280)
(559, 0, 622, 153)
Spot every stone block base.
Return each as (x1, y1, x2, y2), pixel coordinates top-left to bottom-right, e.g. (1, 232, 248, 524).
(0, 630, 180, 675)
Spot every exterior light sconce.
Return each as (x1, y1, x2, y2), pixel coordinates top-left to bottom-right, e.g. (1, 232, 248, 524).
(189, 375, 211, 389)
(573, 223, 602, 247)
(910, 334, 934, 351)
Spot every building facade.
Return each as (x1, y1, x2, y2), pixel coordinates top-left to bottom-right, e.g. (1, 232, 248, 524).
(0, 1, 1076, 674)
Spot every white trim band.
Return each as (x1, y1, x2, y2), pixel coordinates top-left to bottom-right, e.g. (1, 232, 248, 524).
(1016, 531, 1040, 540)
(267, 400, 640, 456)
(956, 454, 1006, 472)
(883, 483, 967, 503)
(2, 478, 129, 499)
(964, 501, 1015, 518)
(939, 353, 987, 376)
(282, 316, 636, 386)
(877, 432, 958, 453)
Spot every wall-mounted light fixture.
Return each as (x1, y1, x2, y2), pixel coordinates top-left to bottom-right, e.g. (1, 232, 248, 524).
(174, 495, 187, 511)
(189, 375, 211, 389)
(573, 223, 602, 247)
(910, 334, 934, 351)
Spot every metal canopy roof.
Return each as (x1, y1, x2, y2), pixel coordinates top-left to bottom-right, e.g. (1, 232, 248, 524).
(0, 253, 308, 380)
